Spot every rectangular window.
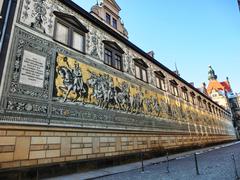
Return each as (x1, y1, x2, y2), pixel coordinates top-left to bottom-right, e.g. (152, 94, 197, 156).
(106, 13, 111, 24)
(135, 66, 141, 79)
(55, 22, 68, 44)
(72, 31, 84, 52)
(113, 18, 117, 29)
(135, 64, 148, 82)
(114, 54, 122, 70)
(160, 79, 165, 90)
(183, 91, 188, 101)
(203, 101, 207, 110)
(191, 96, 195, 105)
(142, 69, 147, 82)
(174, 86, 179, 96)
(54, 19, 86, 53)
(170, 84, 178, 96)
(198, 99, 203, 108)
(104, 49, 112, 65)
(156, 76, 165, 90)
(103, 45, 123, 71)
(156, 77, 160, 89)
(208, 104, 212, 112)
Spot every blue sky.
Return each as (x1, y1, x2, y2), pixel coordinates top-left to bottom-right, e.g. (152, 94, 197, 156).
(73, 0, 240, 92)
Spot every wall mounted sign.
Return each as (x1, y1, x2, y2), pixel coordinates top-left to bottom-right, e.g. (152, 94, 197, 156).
(19, 50, 46, 88)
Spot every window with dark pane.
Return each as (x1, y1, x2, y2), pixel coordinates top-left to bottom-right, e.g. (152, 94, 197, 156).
(183, 91, 188, 101)
(135, 64, 148, 83)
(113, 18, 117, 29)
(103, 42, 123, 71)
(114, 54, 122, 70)
(169, 80, 178, 96)
(104, 48, 112, 66)
(191, 95, 195, 105)
(156, 76, 165, 90)
(106, 13, 111, 24)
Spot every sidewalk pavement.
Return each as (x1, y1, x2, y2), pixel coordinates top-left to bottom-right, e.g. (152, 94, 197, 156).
(45, 141, 240, 180)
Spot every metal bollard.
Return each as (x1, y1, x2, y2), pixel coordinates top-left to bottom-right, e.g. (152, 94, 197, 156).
(194, 153, 200, 175)
(232, 154, 239, 179)
(141, 151, 144, 172)
(166, 152, 170, 173)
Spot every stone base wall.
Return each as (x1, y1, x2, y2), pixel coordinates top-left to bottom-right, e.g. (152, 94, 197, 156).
(0, 124, 235, 170)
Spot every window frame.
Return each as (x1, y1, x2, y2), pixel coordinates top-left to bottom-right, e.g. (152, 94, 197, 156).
(112, 17, 117, 29)
(103, 44, 123, 71)
(197, 96, 203, 108)
(203, 99, 207, 110)
(169, 80, 179, 97)
(156, 76, 166, 91)
(190, 92, 196, 105)
(172, 86, 179, 97)
(54, 18, 86, 54)
(155, 71, 166, 91)
(135, 62, 148, 83)
(72, 30, 85, 52)
(181, 87, 189, 101)
(208, 103, 212, 113)
(106, 13, 111, 25)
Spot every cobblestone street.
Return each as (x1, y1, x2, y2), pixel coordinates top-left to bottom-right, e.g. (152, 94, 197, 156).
(96, 142, 240, 180)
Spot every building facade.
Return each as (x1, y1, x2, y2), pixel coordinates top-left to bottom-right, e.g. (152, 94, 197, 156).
(207, 66, 232, 110)
(0, 0, 236, 177)
(206, 65, 240, 137)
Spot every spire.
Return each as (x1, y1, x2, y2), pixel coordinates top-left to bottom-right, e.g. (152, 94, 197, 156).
(226, 77, 232, 92)
(208, 65, 217, 81)
(201, 82, 207, 95)
(174, 62, 180, 76)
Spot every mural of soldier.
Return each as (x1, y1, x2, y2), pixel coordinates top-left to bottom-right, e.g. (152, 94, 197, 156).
(56, 60, 88, 103)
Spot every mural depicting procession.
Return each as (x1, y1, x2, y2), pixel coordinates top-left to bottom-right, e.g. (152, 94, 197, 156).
(55, 54, 172, 117)
(54, 54, 223, 131)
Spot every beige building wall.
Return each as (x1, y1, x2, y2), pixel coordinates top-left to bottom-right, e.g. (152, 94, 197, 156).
(0, 124, 235, 170)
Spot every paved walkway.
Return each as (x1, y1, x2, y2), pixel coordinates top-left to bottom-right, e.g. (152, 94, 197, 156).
(46, 141, 240, 180)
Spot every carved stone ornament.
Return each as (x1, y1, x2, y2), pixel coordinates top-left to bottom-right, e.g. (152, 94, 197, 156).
(9, 29, 52, 99)
(7, 99, 48, 114)
(20, 0, 88, 36)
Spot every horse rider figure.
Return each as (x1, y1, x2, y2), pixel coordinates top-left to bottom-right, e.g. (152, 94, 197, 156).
(72, 62, 86, 94)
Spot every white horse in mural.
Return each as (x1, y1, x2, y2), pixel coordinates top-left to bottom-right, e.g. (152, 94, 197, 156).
(57, 66, 88, 103)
